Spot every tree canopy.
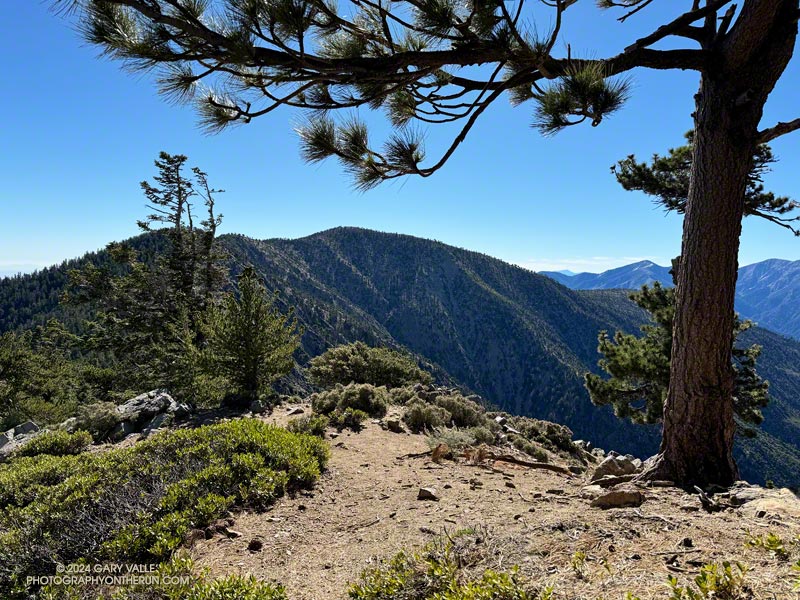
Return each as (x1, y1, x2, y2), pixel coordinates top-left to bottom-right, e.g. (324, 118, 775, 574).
(613, 132, 799, 235)
(54, 1, 800, 188)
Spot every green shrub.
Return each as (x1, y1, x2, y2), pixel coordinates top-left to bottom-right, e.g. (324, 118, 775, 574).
(0, 419, 328, 598)
(308, 342, 432, 389)
(745, 530, 793, 560)
(427, 426, 495, 450)
(329, 407, 369, 432)
(311, 383, 389, 418)
(506, 416, 576, 456)
(287, 414, 330, 437)
(433, 394, 485, 428)
(388, 386, 420, 405)
(73, 401, 121, 440)
(403, 400, 450, 433)
(13, 430, 92, 458)
(349, 537, 538, 600)
(667, 562, 749, 600)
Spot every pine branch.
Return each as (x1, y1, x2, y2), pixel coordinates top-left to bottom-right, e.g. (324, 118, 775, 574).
(757, 118, 800, 144)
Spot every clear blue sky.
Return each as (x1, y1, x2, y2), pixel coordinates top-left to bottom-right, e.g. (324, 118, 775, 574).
(1, 1, 798, 278)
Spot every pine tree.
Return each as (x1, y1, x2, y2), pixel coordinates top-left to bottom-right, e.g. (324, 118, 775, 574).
(65, 153, 227, 397)
(586, 281, 769, 438)
(613, 132, 799, 235)
(54, 0, 800, 486)
(208, 267, 301, 406)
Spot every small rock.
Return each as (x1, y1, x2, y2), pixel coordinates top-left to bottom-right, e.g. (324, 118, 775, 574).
(591, 448, 606, 459)
(185, 529, 206, 547)
(298, 504, 307, 511)
(503, 424, 522, 435)
(580, 485, 604, 500)
(443, 483, 452, 489)
(574, 440, 592, 451)
(494, 415, 508, 426)
(287, 406, 305, 416)
(0, 432, 9, 450)
(680, 537, 694, 548)
(224, 528, 244, 538)
(386, 419, 404, 433)
(418, 487, 439, 501)
(248, 539, 264, 552)
(249, 398, 269, 415)
(505, 481, 517, 489)
(590, 486, 646, 509)
(329, 432, 339, 439)
(546, 489, 564, 495)
(568, 465, 584, 475)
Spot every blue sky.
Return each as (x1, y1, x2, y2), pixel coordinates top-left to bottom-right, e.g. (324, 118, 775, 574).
(1, 1, 798, 278)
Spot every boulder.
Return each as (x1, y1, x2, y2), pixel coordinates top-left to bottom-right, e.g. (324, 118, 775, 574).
(590, 455, 640, 482)
(115, 390, 176, 427)
(0, 429, 45, 462)
(0, 432, 9, 450)
(13, 421, 39, 436)
(140, 413, 173, 439)
(287, 407, 305, 416)
(574, 440, 592, 451)
(173, 403, 193, 420)
(590, 486, 646, 509)
(109, 420, 137, 443)
(59, 417, 79, 434)
(494, 415, 508, 426)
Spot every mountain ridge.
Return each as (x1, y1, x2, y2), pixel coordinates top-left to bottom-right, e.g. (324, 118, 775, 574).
(2, 227, 799, 486)
(541, 257, 800, 340)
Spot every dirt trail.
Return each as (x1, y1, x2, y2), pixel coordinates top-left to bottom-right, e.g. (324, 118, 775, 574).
(190, 404, 800, 599)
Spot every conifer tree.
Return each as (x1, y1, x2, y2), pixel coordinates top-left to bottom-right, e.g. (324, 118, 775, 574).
(208, 267, 301, 405)
(586, 281, 770, 438)
(65, 153, 227, 397)
(54, 0, 800, 486)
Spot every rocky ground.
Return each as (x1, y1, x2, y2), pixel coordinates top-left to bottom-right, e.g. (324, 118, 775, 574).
(187, 402, 800, 600)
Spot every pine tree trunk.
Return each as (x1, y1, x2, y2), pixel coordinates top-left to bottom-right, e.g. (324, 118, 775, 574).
(642, 0, 798, 488)
(651, 77, 749, 487)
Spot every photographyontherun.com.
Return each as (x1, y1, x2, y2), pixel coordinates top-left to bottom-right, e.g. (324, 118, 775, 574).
(27, 563, 191, 587)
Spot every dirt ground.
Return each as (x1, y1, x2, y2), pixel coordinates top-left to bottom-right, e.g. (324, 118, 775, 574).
(190, 403, 800, 599)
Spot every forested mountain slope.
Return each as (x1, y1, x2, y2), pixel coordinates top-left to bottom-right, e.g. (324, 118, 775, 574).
(2, 227, 799, 485)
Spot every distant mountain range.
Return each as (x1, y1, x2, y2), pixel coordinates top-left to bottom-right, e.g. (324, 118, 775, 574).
(542, 259, 800, 340)
(2, 228, 799, 486)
